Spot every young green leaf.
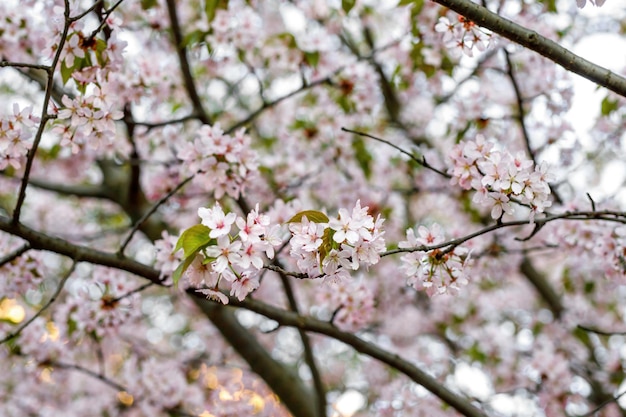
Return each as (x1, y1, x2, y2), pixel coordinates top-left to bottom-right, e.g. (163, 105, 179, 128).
(173, 224, 213, 258)
(287, 210, 330, 224)
(172, 254, 196, 286)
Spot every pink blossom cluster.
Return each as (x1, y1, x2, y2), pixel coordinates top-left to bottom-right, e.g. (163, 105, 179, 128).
(288, 201, 386, 282)
(399, 224, 471, 296)
(449, 136, 554, 220)
(121, 357, 203, 415)
(0, 234, 43, 298)
(184, 204, 283, 304)
(0, 104, 39, 170)
(154, 231, 182, 282)
(434, 15, 492, 57)
(54, 92, 124, 154)
(56, 267, 141, 339)
(177, 124, 259, 199)
(316, 278, 375, 331)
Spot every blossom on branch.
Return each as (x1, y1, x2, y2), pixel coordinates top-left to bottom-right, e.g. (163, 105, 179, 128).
(399, 224, 471, 296)
(449, 137, 554, 220)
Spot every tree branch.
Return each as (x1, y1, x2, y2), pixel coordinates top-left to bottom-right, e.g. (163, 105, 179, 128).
(432, 0, 626, 98)
(341, 128, 451, 178)
(519, 256, 564, 319)
(0, 243, 31, 267)
(12, 1, 73, 224)
(276, 265, 327, 417)
(0, 216, 164, 285)
(503, 50, 563, 205)
(196, 293, 489, 417)
(165, 0, 211, 125)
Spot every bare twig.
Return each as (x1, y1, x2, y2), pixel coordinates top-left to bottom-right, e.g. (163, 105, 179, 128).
(51, 361, 127, 392)
(0, 243, 31, 268)
(381, 210, 626, 256)
(165, 0, 212, 125)
(341, 128, 451, 178)
(504, 50, 563, 205)
(12, 1, 73, 224)
(118, 174, 194, 256)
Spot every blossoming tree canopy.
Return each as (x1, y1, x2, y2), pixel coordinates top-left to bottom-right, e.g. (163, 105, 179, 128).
(2, 0, 626, 415)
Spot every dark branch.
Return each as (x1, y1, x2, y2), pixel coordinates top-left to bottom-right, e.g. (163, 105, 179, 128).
(0, 216, 164, 285)
(432, 0, 626, 98)
(165, 0, 212, 125)
(200, 293, 489, 417)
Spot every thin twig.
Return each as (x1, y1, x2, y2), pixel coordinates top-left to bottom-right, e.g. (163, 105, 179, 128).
(87, 0, 125, 39)
(577, 324, 626, 337)
(0, 243, 31, 268)
(12, 0, 73, 224)
(381, 209, 626, 256)
(118, 174, 194, 256)
(225, 75, 334, 135)
(572, 389, 626, 417)
(110, 282, 154, 303)
(0, 62, 51, 70)
(341, 127, 451, 178)
(264, 264, 311, 279)
(504, 50, 563, 205)
(0, 261, 77, 345)
(165, 0, 212, 125)
(134, 114, 198, 131)
(51, 361, 127, 392)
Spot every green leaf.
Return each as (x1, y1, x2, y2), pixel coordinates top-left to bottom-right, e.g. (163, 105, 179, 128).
(304, 51, 320, 68)
(172, 255, 196, 286)
(351, 137, 373, 179)
(318, 228, 335, 264)
(141, 0, 158, 9)
(60, 60, 73, 85)
(182, 29, 208, 48)
(174, 224, 213, 258)
(342, 0, 356, 14)
(287, 210, 330, 224)
(601, 96, 619, 116)
(205, 0, 227, 23)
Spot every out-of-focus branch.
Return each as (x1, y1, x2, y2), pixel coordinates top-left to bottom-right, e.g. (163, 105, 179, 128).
(0, 243, 31, 267)
(49, 360, 127, 392)
(431, 0, 626, 98)
(276, 265, 327, 417)
(19, 177, 109, 200)
(225, 75, 334, 135)
(165, 0, 211, 125)
(197, 293, 489, 417)
(519, 257, 563, 319)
